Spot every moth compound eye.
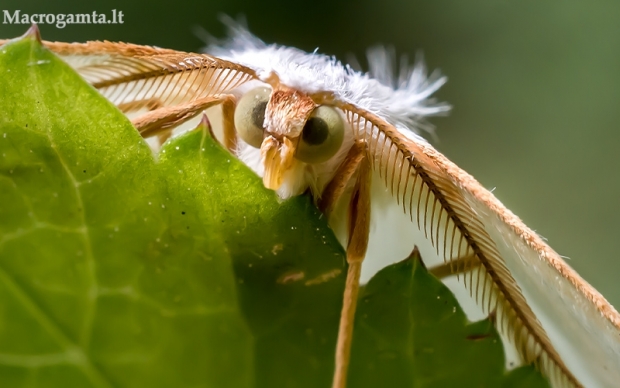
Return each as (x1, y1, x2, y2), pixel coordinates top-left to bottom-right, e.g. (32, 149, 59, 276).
(295, 106, 345, 164)
(234, 87, 271, 148)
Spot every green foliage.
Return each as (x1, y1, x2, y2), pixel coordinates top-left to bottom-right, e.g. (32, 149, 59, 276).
(350, 254, 547, 388)
(0, 32, 547, 387)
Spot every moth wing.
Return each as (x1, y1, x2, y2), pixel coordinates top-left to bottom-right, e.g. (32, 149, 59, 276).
(26, 40, 256, 114)
(466, 183, 620, 388)
(341, 104, 620, 388)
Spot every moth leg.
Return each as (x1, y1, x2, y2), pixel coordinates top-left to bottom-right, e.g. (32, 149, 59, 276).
(117, 97, 172, 144)
(319, 141, 366, 216)
(132, 95, 237, 150)
(428, 254, 480, 279)
(220, 96, 237, 152)
(332, 155, 372, 388)
(117, 97, 163, 113)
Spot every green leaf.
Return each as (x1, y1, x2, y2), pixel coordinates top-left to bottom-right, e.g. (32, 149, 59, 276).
(349, 250, 548, 387)
(0, 30, 345, 388)
(0, 31, 549, 387)
(157, 120, 347, 388)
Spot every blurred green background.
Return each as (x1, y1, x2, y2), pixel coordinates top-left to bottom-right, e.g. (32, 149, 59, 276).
(2, 0, 619, 307)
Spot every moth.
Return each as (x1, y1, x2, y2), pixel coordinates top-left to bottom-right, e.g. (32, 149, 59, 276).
(4, 22, 619, 388)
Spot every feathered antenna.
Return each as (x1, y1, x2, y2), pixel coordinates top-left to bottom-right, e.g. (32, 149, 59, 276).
(364, 46, 450, 137)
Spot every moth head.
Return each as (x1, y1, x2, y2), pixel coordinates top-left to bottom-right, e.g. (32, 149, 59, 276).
(234, 85, 345, 190)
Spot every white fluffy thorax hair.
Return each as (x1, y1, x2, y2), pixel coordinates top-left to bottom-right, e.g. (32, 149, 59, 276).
(204, 21, 449, 199)
(206, 21, 450, 141)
